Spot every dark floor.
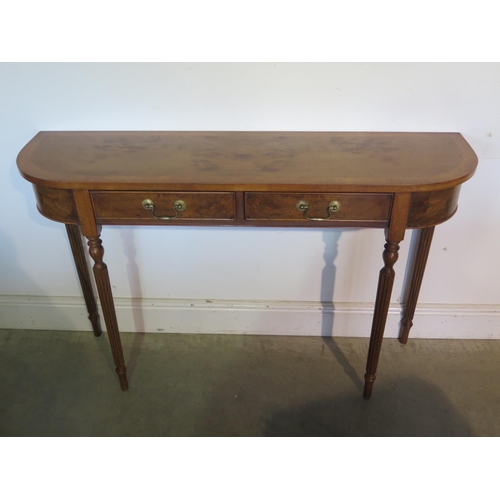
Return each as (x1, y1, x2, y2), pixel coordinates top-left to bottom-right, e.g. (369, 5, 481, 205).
(0, 329, 499, 436)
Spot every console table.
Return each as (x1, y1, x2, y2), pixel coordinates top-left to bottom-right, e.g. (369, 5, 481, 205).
(17, 131, 478, 398)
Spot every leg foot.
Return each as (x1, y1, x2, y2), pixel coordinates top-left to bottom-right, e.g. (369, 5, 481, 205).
(363, 374, 376, 399)
(399, 322, 412, 345)
(116, 366, 129, 391)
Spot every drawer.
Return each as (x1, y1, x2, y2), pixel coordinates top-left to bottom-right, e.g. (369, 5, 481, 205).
(92, 191, 235, 220)
(245, 192, 392, 222)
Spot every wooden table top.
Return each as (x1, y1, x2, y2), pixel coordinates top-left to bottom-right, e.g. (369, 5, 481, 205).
(17, 131, 478, 193)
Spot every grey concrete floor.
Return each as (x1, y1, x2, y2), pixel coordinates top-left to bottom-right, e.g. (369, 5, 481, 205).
(0, 329, 499, 436)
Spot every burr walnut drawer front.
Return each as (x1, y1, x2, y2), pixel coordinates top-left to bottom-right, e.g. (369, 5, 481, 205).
(91, 191, 236, 220)
(244, 192, 392, 222)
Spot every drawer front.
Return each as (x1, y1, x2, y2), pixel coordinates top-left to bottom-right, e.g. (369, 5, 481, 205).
(245, 193, 392, 222)
(92, 191, 235, 220)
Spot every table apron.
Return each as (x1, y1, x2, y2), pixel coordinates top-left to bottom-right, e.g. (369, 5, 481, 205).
(32, 186, 462, 230)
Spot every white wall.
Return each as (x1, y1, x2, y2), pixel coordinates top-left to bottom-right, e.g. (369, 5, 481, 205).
(1, 63, 499, 337)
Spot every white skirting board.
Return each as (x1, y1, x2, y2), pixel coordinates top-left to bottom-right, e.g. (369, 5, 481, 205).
(0, 295, 499, 339)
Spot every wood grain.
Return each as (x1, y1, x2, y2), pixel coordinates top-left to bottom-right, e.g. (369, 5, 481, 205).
(92, 191, 235, 220)
(18, 131, 478, 193)
(33, 185, 78, 224)
(407, 186, 461, 228)
(245, 192, 392, 222)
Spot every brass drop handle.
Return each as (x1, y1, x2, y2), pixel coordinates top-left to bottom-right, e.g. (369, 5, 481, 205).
(142, 198, 186, 220)
(296, 200, 341, 221)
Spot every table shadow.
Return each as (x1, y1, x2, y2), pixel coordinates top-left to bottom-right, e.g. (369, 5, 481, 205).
(320, 229, 365, 394)
(119, 228, 146, 382)
(263, 375, 474, 436)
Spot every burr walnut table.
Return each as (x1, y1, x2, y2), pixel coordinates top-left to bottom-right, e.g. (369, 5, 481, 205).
(17, 131, 478, 398)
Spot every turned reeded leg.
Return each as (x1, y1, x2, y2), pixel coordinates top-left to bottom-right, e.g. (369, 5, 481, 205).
(87, 234, 129, 391)
(363, 239, 401, 399)
(398, 226, 435, 344)
(66, 224, 102, 337)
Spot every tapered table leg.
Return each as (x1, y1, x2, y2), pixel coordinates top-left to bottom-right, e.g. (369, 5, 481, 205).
(363, 239, 401, 399)
(87, 233, 128, 391)
(65, 224, 102, 337)
(398, 226, 435, 344)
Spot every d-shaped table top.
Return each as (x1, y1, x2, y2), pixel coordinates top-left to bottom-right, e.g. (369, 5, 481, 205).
(17, 131, 478, 192)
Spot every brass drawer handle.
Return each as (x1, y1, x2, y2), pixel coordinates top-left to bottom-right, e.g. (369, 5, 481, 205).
(142, 198, 186, 220)
(296, 200, 341, 221)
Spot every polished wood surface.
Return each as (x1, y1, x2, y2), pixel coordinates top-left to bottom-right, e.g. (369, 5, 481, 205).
(34, 185, 78, 224)
(18, 131, 477, 192)
(245, 192, 392, 222)
(92, 191, 236, 220)
(407, 187, 461, 228)
(17, 131, 478, 398)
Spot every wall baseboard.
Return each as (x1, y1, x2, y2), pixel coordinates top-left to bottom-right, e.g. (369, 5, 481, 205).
(1, 295, 499, 339)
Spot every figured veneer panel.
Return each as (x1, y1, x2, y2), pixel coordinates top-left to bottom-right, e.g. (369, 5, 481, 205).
(91, 191, 236, 220)
(245, 192, 392, 222)
(33, 185, 78, 223)
(407, 186, 461, 228)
